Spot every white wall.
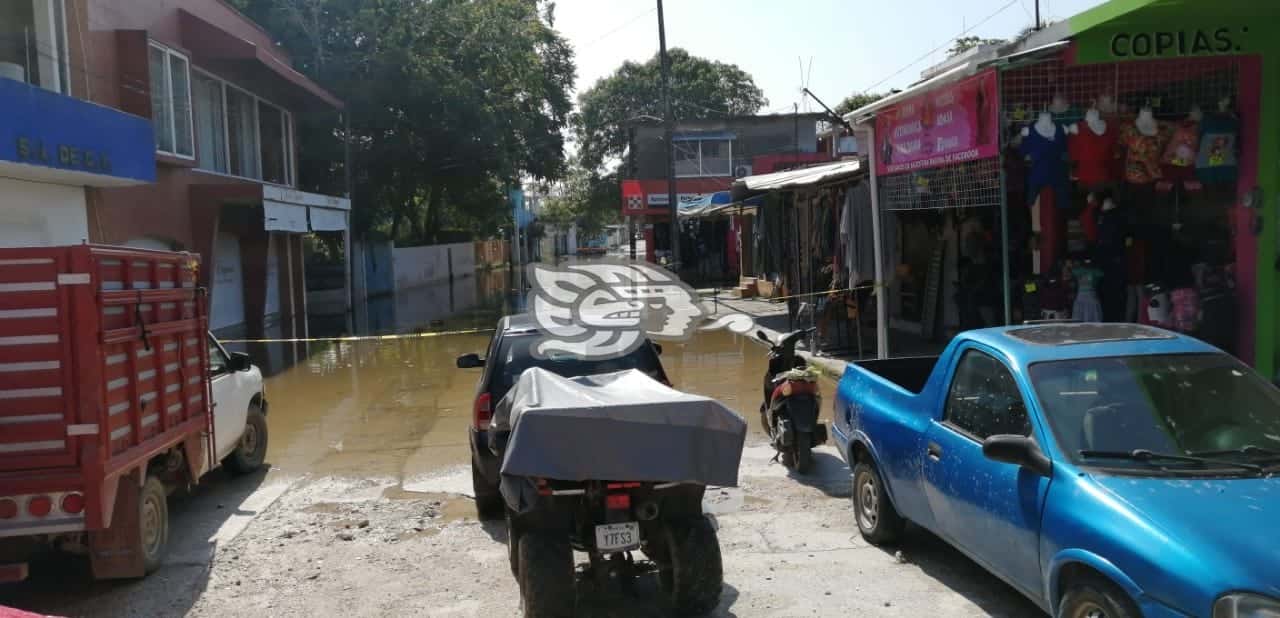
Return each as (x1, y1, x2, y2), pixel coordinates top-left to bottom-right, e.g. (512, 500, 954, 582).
(0, 177, 89, 247)
(392, 242, 475, 290)
(211, 231, 246, 331)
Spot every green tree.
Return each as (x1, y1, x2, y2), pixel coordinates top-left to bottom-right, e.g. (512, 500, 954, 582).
(948, 36, 1006, 57)
(572, 48, 767, 174)
(835, 91, 888, 116)
(229, 0, 575, 242)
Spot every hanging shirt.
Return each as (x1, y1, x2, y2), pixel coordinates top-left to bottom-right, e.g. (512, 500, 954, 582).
(1119, 121, 1170, 185)
(839, 183, 876, 284)
(1073, 264, 1104, 293)
(1068, 123, 1118, 187)
(1019, 122, 1070, 207)
(1161, 120, 1201, 167)
(1196, 113, 1239, 184)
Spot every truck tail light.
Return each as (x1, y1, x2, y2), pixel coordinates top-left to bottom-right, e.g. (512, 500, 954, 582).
(0, 499, 16, 519)
(606, 493, 631, 510)
(61, 493, 85, 514)
(473, 393, 492, 430)
(27, 496, 51, 518)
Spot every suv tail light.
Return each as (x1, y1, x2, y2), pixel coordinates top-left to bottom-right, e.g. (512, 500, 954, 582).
(473, 392, 492, 430)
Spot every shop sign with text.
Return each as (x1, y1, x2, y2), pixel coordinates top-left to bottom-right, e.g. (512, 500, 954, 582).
(1074, 24, 1256, 64)
(874, 70, 999, 176)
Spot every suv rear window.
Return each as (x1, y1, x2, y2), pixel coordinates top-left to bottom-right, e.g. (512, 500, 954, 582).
(493, 335, 665, 392)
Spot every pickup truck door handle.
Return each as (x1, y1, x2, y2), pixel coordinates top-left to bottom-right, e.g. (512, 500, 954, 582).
(927, 442, 943, 461)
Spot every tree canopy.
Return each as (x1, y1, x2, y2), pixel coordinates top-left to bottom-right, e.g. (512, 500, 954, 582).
(947, 36, 1006, 57)
(229, 0, 575, 243)
(572, 48, 767, 174)
(835, 91, 888, 116)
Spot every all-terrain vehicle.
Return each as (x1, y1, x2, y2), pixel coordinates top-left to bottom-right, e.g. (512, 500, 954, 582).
(489, 368, 746, 617)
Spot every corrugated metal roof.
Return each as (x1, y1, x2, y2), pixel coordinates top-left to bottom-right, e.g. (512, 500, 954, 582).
(734, 159, 864, 194)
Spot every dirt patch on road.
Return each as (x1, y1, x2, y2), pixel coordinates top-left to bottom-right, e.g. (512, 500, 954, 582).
(173, 444, 1041, 617)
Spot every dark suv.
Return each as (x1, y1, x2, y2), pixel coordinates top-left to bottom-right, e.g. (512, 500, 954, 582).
(456, 313, 669, 519)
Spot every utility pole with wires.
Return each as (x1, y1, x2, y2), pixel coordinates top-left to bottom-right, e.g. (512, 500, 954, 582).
(657, 0, 680, 270)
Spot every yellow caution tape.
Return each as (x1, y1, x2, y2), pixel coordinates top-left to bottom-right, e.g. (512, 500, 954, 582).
(219, 327, 496, 344)
(716, 283, 884, 304)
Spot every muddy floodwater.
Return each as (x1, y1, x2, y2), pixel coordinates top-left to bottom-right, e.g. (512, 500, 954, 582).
(2, 266, 1040, 618)
(228, 267, 832, 489)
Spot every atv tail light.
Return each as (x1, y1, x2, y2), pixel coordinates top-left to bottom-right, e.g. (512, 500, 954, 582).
(606, 493, 631, 510)
(0, 499, 16, 519)
(61, 493, 85, 515)
(27, 495, 51, 518)
(473, 393, 492, 430)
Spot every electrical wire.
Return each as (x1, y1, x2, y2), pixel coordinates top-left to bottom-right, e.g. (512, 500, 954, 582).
(856, 0, 1019, 95)
(579, 6, 657, 49)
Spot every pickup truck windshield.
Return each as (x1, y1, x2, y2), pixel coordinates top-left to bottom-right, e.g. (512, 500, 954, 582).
(1030, 353, 1280, 466)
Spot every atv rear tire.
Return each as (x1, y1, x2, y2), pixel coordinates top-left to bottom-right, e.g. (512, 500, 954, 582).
(660, 515, 723, 616)
(518, 532, 575, 618)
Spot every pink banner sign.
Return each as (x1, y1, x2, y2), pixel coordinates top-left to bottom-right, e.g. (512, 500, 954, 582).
(874, 69, 999, 176)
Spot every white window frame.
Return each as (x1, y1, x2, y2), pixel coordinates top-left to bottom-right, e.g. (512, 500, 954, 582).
(674, 138, 734, 178)
(191, 66, 296, 187)
(148, 41, 194, 160)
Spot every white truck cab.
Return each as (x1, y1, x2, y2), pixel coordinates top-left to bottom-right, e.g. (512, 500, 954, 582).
(207, 334, 269, 472)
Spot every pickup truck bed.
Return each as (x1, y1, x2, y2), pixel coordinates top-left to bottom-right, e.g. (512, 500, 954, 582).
(848, 357, 937, 394)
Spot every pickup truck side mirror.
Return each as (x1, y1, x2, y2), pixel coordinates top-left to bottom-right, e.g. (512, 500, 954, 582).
(229, 351, 252, 372)
(982, 434, 1052, 477)
(456, 353, 485, 369)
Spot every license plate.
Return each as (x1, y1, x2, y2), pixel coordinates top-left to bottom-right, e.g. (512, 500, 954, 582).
(594, 522, 640, 552)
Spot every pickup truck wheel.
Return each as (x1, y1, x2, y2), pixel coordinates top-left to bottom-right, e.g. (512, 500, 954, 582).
(472, 459, 504, 520)
(224, 404, 268, 475)
(660, 515, 723, 615)
(1058, 575, 1140, 618)
(852, 462, 905, 545)
(518, 532, 575, 618)
(139, 476, 169, 574)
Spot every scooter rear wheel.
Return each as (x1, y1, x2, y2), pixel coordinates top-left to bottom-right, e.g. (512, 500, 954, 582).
(794, 435, 813, 474)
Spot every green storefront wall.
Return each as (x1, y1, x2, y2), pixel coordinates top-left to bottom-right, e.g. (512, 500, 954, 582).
(1067, 0, 1280, 377)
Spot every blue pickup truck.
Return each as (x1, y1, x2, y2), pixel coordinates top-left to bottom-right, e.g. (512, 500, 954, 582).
(832, 323, 1280, 618)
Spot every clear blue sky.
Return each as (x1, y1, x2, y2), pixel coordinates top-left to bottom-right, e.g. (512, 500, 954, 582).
(555, 0, 1107, 112)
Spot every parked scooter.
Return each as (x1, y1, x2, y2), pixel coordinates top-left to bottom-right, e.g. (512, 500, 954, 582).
(758, 328, 826, 473)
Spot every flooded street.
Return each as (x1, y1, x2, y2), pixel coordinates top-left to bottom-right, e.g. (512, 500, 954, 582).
(1, 267, 1037, 618)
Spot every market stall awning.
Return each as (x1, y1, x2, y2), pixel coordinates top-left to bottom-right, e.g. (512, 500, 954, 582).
(730, 159, 864, 201)
(679, 194, 763, 219)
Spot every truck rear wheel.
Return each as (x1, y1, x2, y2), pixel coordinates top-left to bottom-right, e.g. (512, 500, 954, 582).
(225, 404, 268, 475)
(852, 461, 905, 545)
(139, 475, 169, 574)
(660, 515, 723, 616)
(518, 532, 575, 618)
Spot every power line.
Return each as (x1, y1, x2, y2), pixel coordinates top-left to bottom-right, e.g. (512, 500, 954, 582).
(579, 6, 657, 49)
(857, 0, 1019, 96)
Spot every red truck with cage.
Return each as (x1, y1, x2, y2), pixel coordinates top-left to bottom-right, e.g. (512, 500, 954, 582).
(0, 245, 218, 582)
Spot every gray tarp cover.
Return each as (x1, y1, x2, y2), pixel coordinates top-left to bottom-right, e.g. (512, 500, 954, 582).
(492, 368, 747, 489)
